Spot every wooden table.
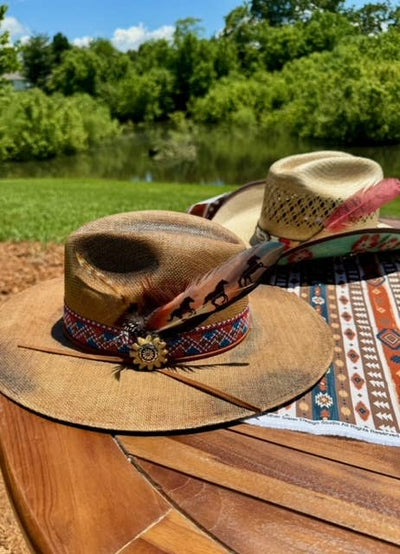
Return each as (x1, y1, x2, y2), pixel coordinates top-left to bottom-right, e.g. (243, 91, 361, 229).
(1, 393, 399, 553)
(2, 217, 400, 553)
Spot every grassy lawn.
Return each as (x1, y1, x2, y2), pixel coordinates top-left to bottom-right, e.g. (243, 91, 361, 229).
(381, 195, 400, 219)
(0, 178, 234, 242)
(1, 177, 400, 243)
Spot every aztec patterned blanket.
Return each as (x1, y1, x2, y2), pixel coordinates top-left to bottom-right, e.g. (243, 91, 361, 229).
(249, 251, 400, 446)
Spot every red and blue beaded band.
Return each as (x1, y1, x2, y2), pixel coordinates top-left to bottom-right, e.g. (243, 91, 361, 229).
(63, 304, 251, 370)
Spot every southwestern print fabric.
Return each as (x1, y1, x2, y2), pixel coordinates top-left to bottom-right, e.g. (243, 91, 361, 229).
(249, 251, 400, 446)
(277, 230, 400, 265)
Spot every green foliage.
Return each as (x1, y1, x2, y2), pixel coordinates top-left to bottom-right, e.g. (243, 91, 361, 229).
(222, 5, 263, 73)
(171, 20, 217, 110)
(193, 17, 400, 144)
(212, 37, 239, 78)
(301, 11, 355, 53)
(0, 89, 120, 161)
(49, 47, 103, 95)
(0, 5, 18, 76)
(51, 32, 71, 64)
(357, 25, 400, 60)
(20, 32, 71, 90)
(130, 39, 173, 74)
(249, 0, 345, 26)
(264, 35, 400, 143)
(89, 39, 131, 81)
(347, 1, 398, 34)
(191, 72, 287, 126)
(3, 0, 400, 158)
(100, 67, 175, 122)
(50, 40, 132, 97)
(222, 5, 355, 73)
(20, 34, 53, 88)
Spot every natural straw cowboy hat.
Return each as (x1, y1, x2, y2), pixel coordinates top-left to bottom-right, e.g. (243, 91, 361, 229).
(191, 151, 400, 264)
(0, 211, 333, 432)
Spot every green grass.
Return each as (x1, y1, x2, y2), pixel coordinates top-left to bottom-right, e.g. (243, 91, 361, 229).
(381, 196, 400, 219)
(1, 177, 400, 243)
(0, 178, 235, 242)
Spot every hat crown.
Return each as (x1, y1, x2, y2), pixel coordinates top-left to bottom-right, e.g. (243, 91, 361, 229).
(65, 211, 247, 327)
(259, 151, 383, 241)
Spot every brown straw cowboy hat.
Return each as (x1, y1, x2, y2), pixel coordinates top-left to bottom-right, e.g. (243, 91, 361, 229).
(190, 151, 400, 265)
(0, 211, 333, 432)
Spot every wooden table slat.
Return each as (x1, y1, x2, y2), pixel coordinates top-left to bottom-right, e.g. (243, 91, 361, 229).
(234, 424, 400, 478)
(0, 395, 169, 553)
(118, 430, 400, 545)
(120, 510, 228, 554)
(3, 390, 400, 551)
(138, 460, 400, 554)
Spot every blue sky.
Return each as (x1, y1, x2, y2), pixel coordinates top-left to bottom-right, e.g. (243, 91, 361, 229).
(3, 0, 369, 51)
(3, 1, 241, 50)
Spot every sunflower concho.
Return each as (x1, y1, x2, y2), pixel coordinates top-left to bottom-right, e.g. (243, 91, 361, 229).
(130, 334, 168, 371)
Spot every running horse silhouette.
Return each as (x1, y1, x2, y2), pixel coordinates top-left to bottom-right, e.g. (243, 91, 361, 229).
(203, 279, 229, 308)
(167, 296, 195, 322)
(238, 255, 265, 287)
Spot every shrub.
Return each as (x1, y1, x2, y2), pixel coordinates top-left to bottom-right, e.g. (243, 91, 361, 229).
(0, 89, 120, 161)
(265, 44, 400, 143)
(191, 73, 287, 126)
(99, 68, 175, 123)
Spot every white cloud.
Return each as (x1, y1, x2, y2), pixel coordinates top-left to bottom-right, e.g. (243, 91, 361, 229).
(1, 16, 30, 43)
(72, 36, 92, 48)
(111, 23, 175, 52)
(72, 23, 174, 51)
(1, 15, 176, 53)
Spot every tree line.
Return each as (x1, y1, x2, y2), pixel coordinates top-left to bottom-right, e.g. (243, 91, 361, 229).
(1, 0, 400, 161)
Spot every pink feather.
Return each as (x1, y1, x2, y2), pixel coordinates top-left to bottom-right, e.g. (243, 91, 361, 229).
(146, 242, 284, 332)
(323, 178, 400, 232)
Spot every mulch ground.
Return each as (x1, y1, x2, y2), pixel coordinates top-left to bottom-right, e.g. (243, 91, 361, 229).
(0, 241, 64, 554)
(0, 242, 64, 303)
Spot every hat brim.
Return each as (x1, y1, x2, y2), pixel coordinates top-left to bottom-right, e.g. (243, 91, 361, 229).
(211, 184, 400, 260)
(0, 278, 333, 432)
(212, 181, 265, 244)
(278, 228, 400, 265)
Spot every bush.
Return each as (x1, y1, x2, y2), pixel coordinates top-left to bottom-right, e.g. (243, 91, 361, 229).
(191, 73, 287, 126)
(265, 43, 400, 143)
(99, 68, 175, 123)
(0, 89, 120, 161)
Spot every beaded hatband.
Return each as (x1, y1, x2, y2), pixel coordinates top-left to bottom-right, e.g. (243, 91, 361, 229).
(63, 304, 250, 369)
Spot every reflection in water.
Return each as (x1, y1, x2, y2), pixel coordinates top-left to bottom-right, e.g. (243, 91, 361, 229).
(1, 126, 399, 184)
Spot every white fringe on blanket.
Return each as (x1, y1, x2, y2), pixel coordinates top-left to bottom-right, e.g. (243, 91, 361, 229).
(247, 414, 400, 447)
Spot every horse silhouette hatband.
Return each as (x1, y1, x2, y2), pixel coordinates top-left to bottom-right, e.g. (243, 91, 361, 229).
(63, 304, 251, 370)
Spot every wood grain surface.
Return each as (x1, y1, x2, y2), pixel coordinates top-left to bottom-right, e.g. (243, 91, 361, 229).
(119, 511, 227, 553)
(234, 424, 400, 478)
(137, 460, 399, 554)
(118, 429, 400, 546)
(1, 391, 400, 553)
(0, 395, 225, 554)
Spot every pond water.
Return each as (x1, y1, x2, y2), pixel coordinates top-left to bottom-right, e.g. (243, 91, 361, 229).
(1, 126, 400, 185)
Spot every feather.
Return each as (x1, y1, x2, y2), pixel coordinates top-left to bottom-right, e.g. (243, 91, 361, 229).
(75, 251, 127, 300)
(323, 178, 400, 232)
(145, 242, 284, 332)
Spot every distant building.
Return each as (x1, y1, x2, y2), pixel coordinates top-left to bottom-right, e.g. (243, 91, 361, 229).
(3, 72, 30, 91)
